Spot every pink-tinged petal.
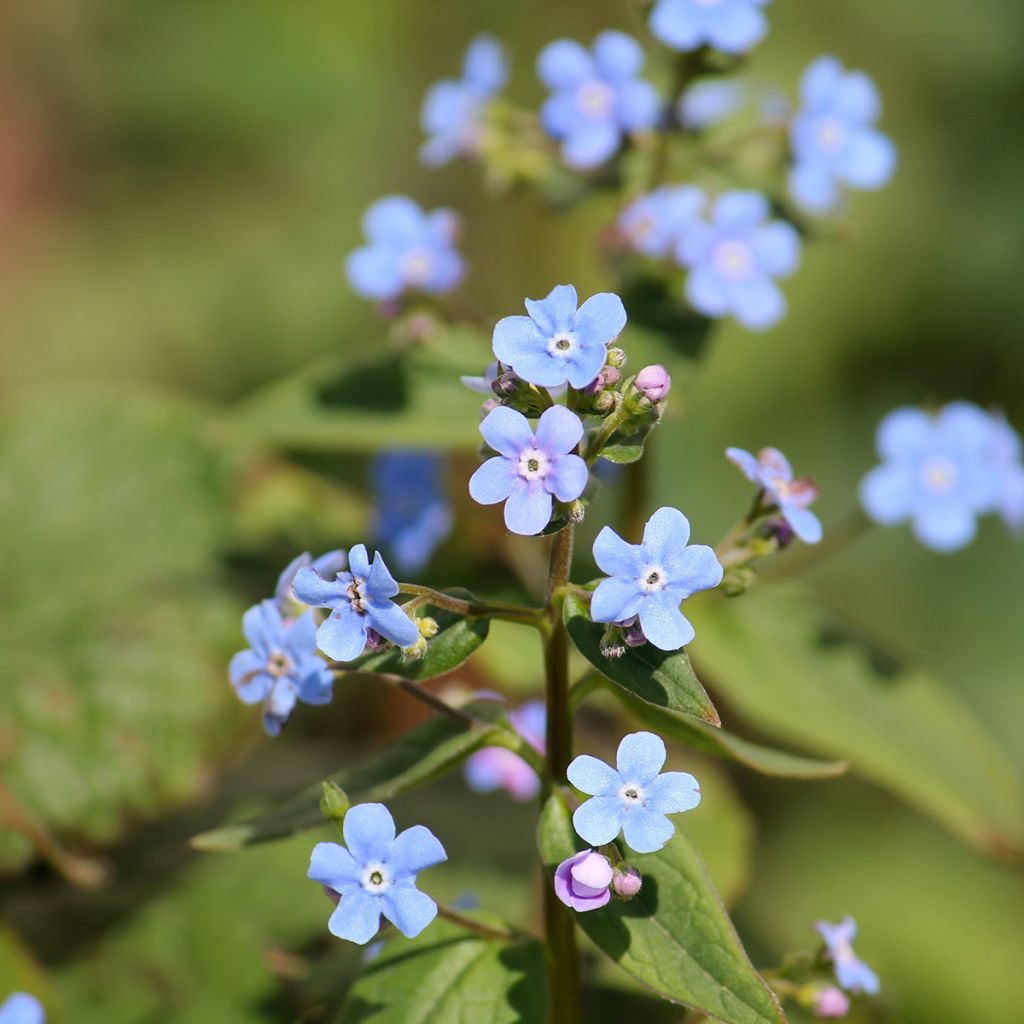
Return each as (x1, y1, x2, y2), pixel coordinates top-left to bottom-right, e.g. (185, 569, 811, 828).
(783, 504, 823, 544)
(725, 446, 761, 483)
(758, 447, 793, 481)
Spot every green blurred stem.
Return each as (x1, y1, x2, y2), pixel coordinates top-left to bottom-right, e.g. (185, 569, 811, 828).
(398, 584, 548, 632)
(436, 904, 518, 941)
(714, 489, 768, 562)
(760, 509, 873, 581)
(332, 669, 478, 726)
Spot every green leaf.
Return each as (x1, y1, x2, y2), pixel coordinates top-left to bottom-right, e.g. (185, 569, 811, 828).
(336, 919, 548, 1024)
(537, 794, 785, 1024)
(689, 587, 1024, 859)
(563, 593, 720, 725)
(598, 406, 661, 465)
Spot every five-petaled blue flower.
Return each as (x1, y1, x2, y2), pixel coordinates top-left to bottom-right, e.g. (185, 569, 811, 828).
(309, 803, 447, 945)
(859, 403, 1001, 552)
(650, 0, 771, 55)
(591, 507, 723, 650)
(984, 411, 1024, 534)
(726, 446, 823, 543)
(229, 601, 334, 736)
(0, 993, 45, 1024)
(275, 549, 347, 616)
(346, 196, 464, 302)
(568, 731, 701, 853)
(371, 452, 453, 574)
(618, 186, 705, 258)
(469, 405, 588, 536)
(537, 31, 659, 170)
(293, 544, 421, 660)
(493, 284, 627, 389)
(676, 190, 801, 330)
(816, 917, 880, 995)
(789, 56, 896, 214)
(420, 35, 508, 167)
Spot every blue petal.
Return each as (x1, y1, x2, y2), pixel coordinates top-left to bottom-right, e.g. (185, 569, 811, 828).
(275, 552, 311, 607)
(751, 221, 801, 277)
(421, 80, 468, 135)
(381, 882, 438, 939)
(592, 525, 642, 577)
(859, 464, 914, 525)
(242, 600, 279, 653)
(783, 504, 823, 544)
(800, 56, 844, 108)
(316, 605, 368, 662)
(293, 567, 347, 609)
(328, 890, 382, 944)
(649, 0, 704, 52)
(0, 994, 44, 1024)
(835, 70, 881, 124)
(573, 291, 627, 348)
(788, 159, 839, 214)
(540, 92, 582, 138)
(679, 79, 745, 128)
(343, 803, 396, 863)
(686, 264, 731, 316)
(229, 651, 270, 703)
(479, 405, 534, 458)
(621, 807, 675, 853)
(567, 753, 621, 796)
(309, 840, 362, 891)
(616, 731, 666, 783)
(593, 30, 644, 81)
(838, 129, 896, 189)
(419, 247, 465, 295)
(296, 661, 335, 705)
(282, 609, 319, 659)
(912, 501, 977, 552)
(349, 543, 372, 580)
(265, 677, 297, 723)
(389, 824, 448, 878)
(725, 446, 761, 483)
(616, 80, 660, 132)
(876, 407, 934, 460)
(366, 551, 400, 599)
(463, 35, 507, 96)
(663, 544, 723, 596)
(535, 405, 584, 456)
(572, 794, 625, 846)
(363, 196, 424, 245)
(503, 479, 553, 535)
(469, 457, 517, 505)
(713, 190, 769, 229)
(731, 275, 786, 330)
(641, 506, 691, 562)
(638, 591, 695, 650)
(509, 348, 575, 389)
(646, 771, 701, 813)
(591, 576, 644, 624)
(492, 315, 549, 373)
(313, 549, 347, 577)
(547, 454, 588, 502)
(937, 401, 993, 453)
(837, 959, 880, 996)
(537, 40, 594, 89)
(562, 122, 622, 170)
(705, 1, 768, 54)
(565, 341, 610, 389)
(526, 284, 579, 334)
(366, 599, 420, 649)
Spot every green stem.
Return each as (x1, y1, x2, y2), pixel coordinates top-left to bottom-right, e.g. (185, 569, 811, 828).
(332, 669, 477, 726)
(398, 583, 548, 632)
(436, 904, 519, 942)
(582, 388, 634, 464)
(759, 509, 873, 581)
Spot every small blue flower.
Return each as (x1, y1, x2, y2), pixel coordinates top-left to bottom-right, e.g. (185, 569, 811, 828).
(568, 731, 701, 853)
(460, 361, 500, 395)
(678, 79, 746, 129)
(0, 993, 45, 1024)
(309, 803, 447, 944)
(789, 56, 896, 214)
(275, 549, 347, 615)
(492, 284, 627, 389)
(650, 0, 771, 55)
(371, 452, 453, 575)
(676, 190, 801, 330)
(229, 601, 334, 736)
(985, 411, 1024, 533)
(726, 446, 823, 543)
(346, 196, 464, 302)
(465, 699, 546, 801)
(469, 405, 588, 536)
(420, 35, 508, 167)
(860, 403, 1001, 552)
(293, 545, 421, 660)
(591, 507, 723, 650)
(618, 186, 705, 258)
(815, 917, 880, 995)
(537, 31, 659, 170)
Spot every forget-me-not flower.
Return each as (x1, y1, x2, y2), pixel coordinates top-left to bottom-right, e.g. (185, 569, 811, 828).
(568, 731, 701, 853)
(346, 196, 464, 302)
(309, 803, 447, 944)
(591, 506, 723, 651)
(726, 446, 823, 543)
(492, 284, 627, 389)
(678, 79, 747, 129)
(0, 994, 44, 1024)
(469, 405, 588, 535)
(650, 0, 771, 55)
(420, 35, 508, 167)
(816, 917, 880, 995)
(537, 31, 659, 170)
(275, 549, 347, 616)
(465, 699, 545, 800)
(859, 403, 1001, 552)
(676, 190, 801, 330)
(229, 601, 334, 736)
(618, 186, 705, 258)
(789, 56, 896, 214)
(985, 411, 1024, 533)
(293, 544, 421, 660)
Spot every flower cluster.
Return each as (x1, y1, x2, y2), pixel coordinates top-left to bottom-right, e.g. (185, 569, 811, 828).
(727, 445, 823, 544)
(650, 0, 772, 55)
(816, 917, 880, 996)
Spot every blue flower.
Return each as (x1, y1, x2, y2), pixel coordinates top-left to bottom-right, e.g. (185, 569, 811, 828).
(860, 403, 1001, 552)
(789, 56, 896, 214)
(469, 406, 588, 536)
(650, 0, 771, 55)
(591, 507, 723, 650)
(229, 601, 334, 736)
(371, 452, 453, 574)
(465, 699, 546, 801)
(678, 79, 747, 129)
(537, 31, 659, 170)
(726, 446, 823, 543)
(0, 993, 45, 1024)
(275, 549, 347, 615)
(815, 917, 880, 995)
(293, 545, 421, 660)
(346, 196, 464, 301)
(309, 803, 447, 944)
(492, 284, 627, 389)
(676, 190, 801, 330)
(420, 35, 508, 167)
(568, 731, 701, 853)
(618, 186, 705, 258)
(460, 361, 500, 395)
(985, 411, 1024, 533)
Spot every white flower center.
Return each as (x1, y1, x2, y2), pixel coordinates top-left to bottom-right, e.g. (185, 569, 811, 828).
(347, 576, 368, 614)
(920, 455, 958, 495)
(547, 331, 577, 358)
(401, 247, 435, 285)
(769, 476, 793, 500)
(814, 115, 848, 154)
(618, 781, 646, 806)
(712, 239, 754, 281)
(638, 565, 668, 594)
(576, 80, 616, 120)
(361, 862, 392, 894)
(266, 650, 294, 678)
(518, 447, 550, 481)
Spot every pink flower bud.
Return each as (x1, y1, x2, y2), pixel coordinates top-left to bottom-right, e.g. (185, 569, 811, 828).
(611, 865, 642, 899)
(554, 850, 613, 912)
(813, 986, 850, 1018)
(635, 364, 671, 402)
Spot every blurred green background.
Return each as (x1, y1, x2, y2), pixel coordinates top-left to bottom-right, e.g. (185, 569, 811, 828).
(1, 1, 1022, 1021)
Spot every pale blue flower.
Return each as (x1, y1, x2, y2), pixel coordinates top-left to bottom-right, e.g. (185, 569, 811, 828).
(275, 549, 347, 615)
(460, 361, 500, 394)
(591, 507, 723, 650)
(465, 700, 546, 800)
(726, 446, 822, 543)
(650, 0, 771, 55)
(538, 31, 659, 170)
(0, 994, 44, 1024)
(985, 411, 1024, 533)
(618, 186, 705, 258)
(678, 79, 746, 129)
(789, 56, 896, 214)
(568, 731, 700, 853)
(469, 405, 588, 536)
(309, 803, 447, 944)
(816, 917, 880, 995)
(293, 545, 421, 660)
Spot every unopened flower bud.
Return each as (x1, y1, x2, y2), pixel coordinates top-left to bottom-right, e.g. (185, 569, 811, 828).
(635, 364, 671, 403)
(623, 624, 647, 647)
(554, 850, 613, 912)
(611, 865, 642, 900)
(567, 500, 586, 524)
(812, 986, 850, 1019)
(319, 781, 350, 823)
(402, 636, 428, 660)
(606, 346, 627, 368)
(762, 517, 796, 550)
(593, 390, 617, 414)
(479, 398, 499, 419)
(582, 366, 623, 395)
(418, 616, 440, 639)
(492, 370, 525, 398)
(365, 628, 389, 652)
(721, 565, 757, 597)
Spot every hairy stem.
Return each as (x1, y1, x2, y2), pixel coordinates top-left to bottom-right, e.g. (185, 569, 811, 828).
(436, 904, 519, 941)
(397, 583, 548, 632)
(582, 388, 634, 464)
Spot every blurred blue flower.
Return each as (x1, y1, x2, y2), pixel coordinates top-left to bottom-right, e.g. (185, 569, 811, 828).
(650, 0, 771, 54)
(591, 506, 722, 650)
(678, 79, 746, 129)
(726, 446, 822, 543)
(618, 186, 705, 258)
(492, 284, 627, 389)
(420, 35, 508, 167)
(309, 803, 447, 944)
(816, 917, 880, 995)
(229, 601, 334, 736)
(985, 411, 1024, 533)
(275, 549, 347, 616)
(859, 403, 1001, 552)
(371, 453, 452, 575)
(0, 994, 44, 1024)
(465, 699, 545, 800)
(460, 361, 500, 394)
(568, 731, 700, 853)
(293, 545, 421, 660)
(346, 196, 464, 301)
(676, 190, 801, 330)
(789, 56, 896, 214)
(537, 31, 659, 170)
(469, 405, 588, 536)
